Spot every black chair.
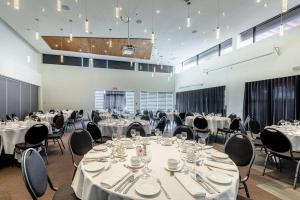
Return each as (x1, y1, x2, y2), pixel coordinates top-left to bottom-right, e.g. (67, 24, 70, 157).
(151, 111, 160, 125)
(261, 128, 300, 189)
(179, 112, 186, 121)
(87, 122, 111, 143)
(173, 125, 194, 140)
(49, 109, 55, 114)
(66, 111, 77, 130)
(159, 112, 167, 119)
(21, 148, 77, 200)
(93, 113, 102, 124)
(14, 124, 49, 164)
(174, 114, 183, 127)
(47, 116, 65, 154)
(228, 113, 237, 121)
(141, 115, 150, 121)
(155, 117, 167, 134)
(193, 116, 211, 142)
(186, 112, 194, 117)
(126, 122, 146, 137)
(6, 114, 12, 121)
(0, 135, 2, 157)
(224, 133, 255, 198)
(216, 118, 240, 143)
(249, 119, 263, 148)
(69, 129, 93, 179)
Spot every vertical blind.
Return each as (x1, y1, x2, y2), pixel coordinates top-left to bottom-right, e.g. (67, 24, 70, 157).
(140, 92, 174, 112)
(243, 75, 300, 127)
(176, 86, 225, 114)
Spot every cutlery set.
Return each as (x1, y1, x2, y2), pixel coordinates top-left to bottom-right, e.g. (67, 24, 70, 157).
(114, 174, 141, 194)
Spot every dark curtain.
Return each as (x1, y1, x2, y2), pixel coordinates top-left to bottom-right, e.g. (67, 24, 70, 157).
(176, 86, 225, 114)
(243, 75, 300, 128)
(104, 91, 126, 111)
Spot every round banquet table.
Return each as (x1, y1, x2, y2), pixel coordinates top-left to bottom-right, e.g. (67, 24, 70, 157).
(98, 120, 151, 137)
(71, 140, 239, 200)
(185, 116, 231, 133)
(0, 121, 52, 155)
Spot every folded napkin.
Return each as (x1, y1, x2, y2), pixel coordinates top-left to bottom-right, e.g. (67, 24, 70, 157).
(205, 160, 237, 172)
(100, 167, 130, 189)
(175, 173, 206, 198)
(84, 151, 110, 160)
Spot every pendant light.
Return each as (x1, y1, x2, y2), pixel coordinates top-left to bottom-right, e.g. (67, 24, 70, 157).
(151, 0, 155, 44)
(69, 19, 73, 41)
(282, 0, 288, 13)
(115, 0, 120, 18)
(13, 0, 19, 10)
(256, 0, 261, 3)
(84, 0, 89, 33)
(186, 2, 191, 28)
(57, 0, 62, 12)
(279, 12, 284, 37)
(35, 18, 40, 40)
(216, 0, 221, 40)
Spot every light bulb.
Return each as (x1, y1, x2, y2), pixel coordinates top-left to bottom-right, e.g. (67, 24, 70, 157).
(279, 24, 284, 36)
(115, 7, 120, 18)
(57, 0, 62, 12)
(85, 19, 89, 33)
(60, 55, 64, 63)
(13, 0, 19, 10)
(151, 32, 155, 44)
(216, 27, 220, 40)
(69, 33, 73, 41)
(282, 0, 288, 13)
(35, 31, 40, 40)
(186, 16, 191, 28)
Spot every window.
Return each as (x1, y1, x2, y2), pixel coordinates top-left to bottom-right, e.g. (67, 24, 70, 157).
(220, 39, 233, 55)
(183, 56, 197, 69)
(140, 92, 174, 112)
(125, 92, 135, 114)
(238, 28, 254, 48)
(95, 90, 135, 113)
(198, 45, 219, 64)
(95, 91, 105, 111)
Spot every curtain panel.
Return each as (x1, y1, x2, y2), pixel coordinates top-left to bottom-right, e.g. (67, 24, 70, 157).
(176, 86, 225, 114)
(243, 75, 300, 127)
(104, 91, 126, 111)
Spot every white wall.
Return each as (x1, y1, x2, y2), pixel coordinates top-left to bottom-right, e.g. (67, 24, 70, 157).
(40, 64, 174, 112)
(175, 27, 300, 118)
(0, 19, 41, 85)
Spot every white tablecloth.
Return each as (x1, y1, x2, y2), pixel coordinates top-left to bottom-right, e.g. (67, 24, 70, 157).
(166, 112, 179, 122)
(72, 141, 239, 200)
(267, 125, 300, 152)
(0, 121, 52, 154)
(98, 120, 151, 137)
(185, 116, 231, 133)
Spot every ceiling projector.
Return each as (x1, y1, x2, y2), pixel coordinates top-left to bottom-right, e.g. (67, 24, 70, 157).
(122, 45, 135, 55)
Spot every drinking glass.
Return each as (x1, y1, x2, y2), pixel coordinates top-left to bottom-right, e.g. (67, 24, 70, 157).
(180, 153, 189, 174)
(176, 134, 182, 149)
(112, 133, 118, 144)
(141, 150, 152, 178)
(110, 146, 118, 163)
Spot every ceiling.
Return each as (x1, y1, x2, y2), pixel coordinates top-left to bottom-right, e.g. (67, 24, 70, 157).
(1, 0, 300, 66)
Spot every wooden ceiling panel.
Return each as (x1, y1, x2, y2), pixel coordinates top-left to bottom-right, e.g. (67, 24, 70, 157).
(42, 36, 153, 59)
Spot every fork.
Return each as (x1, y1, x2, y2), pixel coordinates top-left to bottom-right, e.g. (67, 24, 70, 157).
(157, 179, 171, 199)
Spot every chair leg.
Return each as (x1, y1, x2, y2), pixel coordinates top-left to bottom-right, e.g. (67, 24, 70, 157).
(56, 139, 64, 155)
(293, 161, 300, 189)
(43, 146, 49, 165)
(242, 181, 250, 198)
(60, 138, 65, 149)
(263, 154, 270, 176)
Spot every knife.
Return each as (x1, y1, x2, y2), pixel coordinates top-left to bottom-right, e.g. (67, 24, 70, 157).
(197, 173, 220, 193)
(191, 174, 214, 194)
(118, 175, 134, 192)
(114, 174, 132, 192)
(123, 175, 141, 194)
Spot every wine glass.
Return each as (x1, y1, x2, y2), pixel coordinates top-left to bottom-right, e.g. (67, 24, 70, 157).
(198, 137, 206, 156)
(141, 150, 152, 178)
(180, 153, 189, 174)
(176, 134, 182, 149)
(112, 133, 118, 143)
(110, 146, 118, 164)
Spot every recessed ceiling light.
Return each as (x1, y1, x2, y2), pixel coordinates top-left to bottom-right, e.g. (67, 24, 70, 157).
(167, 38, 171, 41)
(156, 10, 160, 14)
(6, 1, 10, 6)
(178, 26, 182, 30)
(41, 8, 45, 12)
(222, 12, 226, 17)
(264, 3, 267, 7)
(202, 31, 206, 34)
(226, 25, 230, 29)
(181, 42, 184, 45)
(78, 13, 82, 18)
(197, 10, 201, 14)
(144, 29, 147, 33)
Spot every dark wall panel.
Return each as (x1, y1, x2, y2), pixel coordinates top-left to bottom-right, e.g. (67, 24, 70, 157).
(21, 83, 31, 119)
(31, 85, 38, 112)
(7, 79, 21, 117)
(0, 76, 6, 119)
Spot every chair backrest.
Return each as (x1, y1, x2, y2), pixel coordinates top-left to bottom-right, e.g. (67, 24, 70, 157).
(193, 117, 208, 130)
(229, 118, 240, 131)
(126, 122, 146, 137)
(78, 109, 83, 115)
(0, 135, 2, 157)
(141, 115, 150, 121)
(69, 129, 93, 156)
(179, 112, 186, 121)
(159, 112, 167, 119)
(93, 113, 101, 124)
(143, 110, 149, 115)
(249, 119, 261, 135)
(174, 115, 183, 126)
(87, 122, 102, 141)
(277, 119, 286, 126)
(25, 124, 48, 145)
(186, 112, 194, 117)
(54, 115, 64, 130)
(6, 114, 12, 121)
(52, 114, 60, 124)
(224, 134, 255, 181)
(173, 125, 194, 140)
(156, 117, 167, 133)
(21, 148, 48, 199)
(261, 128, 292, 154)
(228, 113, 237, 121)
(49, 109, 55, 114)
(70, 111, 77, 120)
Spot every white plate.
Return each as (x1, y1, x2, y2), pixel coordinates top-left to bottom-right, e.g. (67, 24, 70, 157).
(164, 162, 183, 172)
(161, 142, 173, 146)
(135, 182, 161, 197)
(84, 163, 104, 172)
(206, 171, 232, 185)
(115, 153, 128, 158)
(211, 152, 229, 159)
(93, 145, 107, 151)
(202, 145, 213, 150)
(126, 162, 144, 169)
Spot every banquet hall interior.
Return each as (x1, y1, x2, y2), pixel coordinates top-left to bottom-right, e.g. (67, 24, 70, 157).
(1, 0, 300, 200)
